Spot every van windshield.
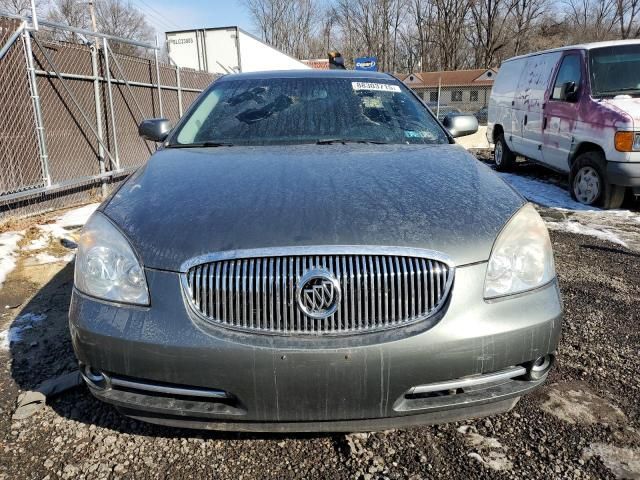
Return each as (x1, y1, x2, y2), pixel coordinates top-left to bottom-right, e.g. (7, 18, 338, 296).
(169, 77, 449, 147)
(590, 44, 640, 97)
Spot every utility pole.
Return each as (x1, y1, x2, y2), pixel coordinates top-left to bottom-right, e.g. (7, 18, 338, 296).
(89, 1, 98, 34)
(88, 0, 101, 50)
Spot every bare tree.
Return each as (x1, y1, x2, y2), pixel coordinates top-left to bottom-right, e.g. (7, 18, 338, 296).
(318, 9, 336, 55)
(47, 0, 89, 30)
(409, 0, 435, 70)
(432, 0, 471, 70)
(240, 0, 639, 74)
(614, 0, 640, 37)
(244, 0, 322, 59)
(333, 0, 406, 71)
(0, 0, 47, 16)
(468, 0, 519, 68)
(510, 0, 549, 56)
(396, 25, 421, 71)
(564, 0, 617, 41)
(95, 0, 152, 47)
(45, 0, 151, 52)
(288, 0, 319, 58)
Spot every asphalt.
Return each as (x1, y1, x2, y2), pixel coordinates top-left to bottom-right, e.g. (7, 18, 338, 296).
(0, 208, 638, 479)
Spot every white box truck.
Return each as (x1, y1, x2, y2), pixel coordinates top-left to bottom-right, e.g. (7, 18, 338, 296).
(166, 27, 310, 75)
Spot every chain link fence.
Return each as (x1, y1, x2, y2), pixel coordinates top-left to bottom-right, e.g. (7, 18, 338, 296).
(0, 14, 216, 222)
(0, 18, 43, 197)
(411, 85, 492, 126)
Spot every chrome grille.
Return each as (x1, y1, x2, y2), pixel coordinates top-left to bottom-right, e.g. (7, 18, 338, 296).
(183, 249, 453, 335)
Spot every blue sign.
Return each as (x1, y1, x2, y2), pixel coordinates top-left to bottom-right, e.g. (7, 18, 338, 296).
(355, 57, 378, 71)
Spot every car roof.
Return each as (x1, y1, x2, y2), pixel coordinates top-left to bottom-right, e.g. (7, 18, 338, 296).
(216, 69, 396, 81)
(504, 39, 640, 63)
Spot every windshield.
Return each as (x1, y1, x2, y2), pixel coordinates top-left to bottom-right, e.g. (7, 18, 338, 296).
(170, 77, 449, 146)
(590, 44, 640, 97)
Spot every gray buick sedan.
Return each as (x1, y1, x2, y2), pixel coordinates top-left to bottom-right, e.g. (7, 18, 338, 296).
(70, 70, 562, 432)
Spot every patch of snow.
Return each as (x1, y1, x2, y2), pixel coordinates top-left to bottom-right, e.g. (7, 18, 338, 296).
(541, 383, 627, 425)
(0, 313, 47, 350)
(497, 172, 595, 211)
(547, 221, 628, 247)
(56, 203, 100, 227)
(0, 231, 23, 288)
(457, 126, 491, 150)
(19, 203, 99, 267)
(457, 425, 513, 472)
(494, 169, 640, 250)
(0, 326, 23, 350)
(24, 236, 49, 251)
(583, 443, 640, 479)
(40, 203, 99, 240)
(34, 253, 69, 264)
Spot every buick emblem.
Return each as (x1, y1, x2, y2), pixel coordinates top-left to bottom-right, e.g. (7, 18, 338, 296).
(296, 269, 341, 319)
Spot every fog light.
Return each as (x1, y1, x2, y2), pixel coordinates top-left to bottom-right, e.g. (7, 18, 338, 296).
(81, 364, 107, 389)
(525, 354, 554, 380)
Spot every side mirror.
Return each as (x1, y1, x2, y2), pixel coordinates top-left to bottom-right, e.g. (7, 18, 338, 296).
(562, 81, 579, 102)
(138, 118, 172, 142)
(443, 114, 478, 138)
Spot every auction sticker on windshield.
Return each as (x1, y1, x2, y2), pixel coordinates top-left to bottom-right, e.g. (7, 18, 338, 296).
(352, 82, 401, 93)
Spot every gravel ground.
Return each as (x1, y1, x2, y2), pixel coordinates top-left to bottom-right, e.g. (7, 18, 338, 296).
(0, 202, 639, 479)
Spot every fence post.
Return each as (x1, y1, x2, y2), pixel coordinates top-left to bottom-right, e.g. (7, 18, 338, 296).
(154, 35, 163, 117)
(29, 0, 38, 31)
(436, 77, 441, 120)
(102, 37, 120, 170)
(176, 65, 183, 117)
(90, 41, 107, 197)
(23, 30, 51, 187)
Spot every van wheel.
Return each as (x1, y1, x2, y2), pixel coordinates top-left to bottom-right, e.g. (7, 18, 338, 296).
(569, 152, 625, 209)
(494, 134, 515, 171)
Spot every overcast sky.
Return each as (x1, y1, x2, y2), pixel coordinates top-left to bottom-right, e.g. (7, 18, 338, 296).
(135, 0, 252, 34)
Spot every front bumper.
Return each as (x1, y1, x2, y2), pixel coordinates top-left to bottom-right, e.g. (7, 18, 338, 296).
(607, 161, 640, 186)
(69, 263, 562, 432)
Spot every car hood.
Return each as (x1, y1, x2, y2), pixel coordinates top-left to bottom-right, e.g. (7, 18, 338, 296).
(600, 97, 640, 127)
(103, 144, 524, 271)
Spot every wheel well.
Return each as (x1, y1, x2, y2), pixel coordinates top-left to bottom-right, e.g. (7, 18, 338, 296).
(493, 124, 504, 143)
(570, 142, 605, 166)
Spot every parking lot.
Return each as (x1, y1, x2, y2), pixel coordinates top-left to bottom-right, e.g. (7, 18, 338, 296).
(0, 157, 639, 480)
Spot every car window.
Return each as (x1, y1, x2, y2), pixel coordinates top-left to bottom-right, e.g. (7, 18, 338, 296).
(172, 77, 449, 146)
(552, 55, 581, 100)
(589, 44, 640, 97)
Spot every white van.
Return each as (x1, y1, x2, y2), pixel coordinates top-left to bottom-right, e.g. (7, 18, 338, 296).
(487, 40, 640, 208)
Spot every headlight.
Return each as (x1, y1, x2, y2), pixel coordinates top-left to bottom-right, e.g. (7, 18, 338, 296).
(484, 204, 555, 299)
(614, 131, 640, 151)
(75, 212, 149, 305)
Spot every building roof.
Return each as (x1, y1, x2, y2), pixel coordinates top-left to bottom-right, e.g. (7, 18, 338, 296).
(301, 59, 330, 70)
(400, 68, 497, 88)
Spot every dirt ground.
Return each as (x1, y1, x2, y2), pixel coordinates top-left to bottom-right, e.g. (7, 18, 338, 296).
(0, 184, 639, 478)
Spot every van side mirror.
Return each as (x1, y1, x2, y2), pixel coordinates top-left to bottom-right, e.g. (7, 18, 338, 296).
(138, 118, 172, 142)
(443, 114, 478, 138)
(562, 81, 579, 102)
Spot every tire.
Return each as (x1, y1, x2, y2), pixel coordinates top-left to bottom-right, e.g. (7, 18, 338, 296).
(569, 151, 625, 209)
(494, 133, 515, 171)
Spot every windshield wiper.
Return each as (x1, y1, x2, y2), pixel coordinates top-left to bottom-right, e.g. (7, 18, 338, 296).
(597, 87, 640, 96)
(166, 141, 234, 148)
(316, 139, 389, 145)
